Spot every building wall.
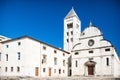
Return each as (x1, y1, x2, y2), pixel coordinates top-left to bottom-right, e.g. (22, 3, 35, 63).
(64, 17, 81, 52)
(72, 26, 120, 77)
(0, 37, 69, 78)
(40, 43, 68, 77)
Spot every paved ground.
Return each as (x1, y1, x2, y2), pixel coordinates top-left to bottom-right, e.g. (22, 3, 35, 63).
(0, 77, 120, 80)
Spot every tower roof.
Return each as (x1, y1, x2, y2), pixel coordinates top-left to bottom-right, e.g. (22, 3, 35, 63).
(65, 7, 79, 19)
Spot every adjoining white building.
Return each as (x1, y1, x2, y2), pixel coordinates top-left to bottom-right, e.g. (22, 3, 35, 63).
(63, 8, 120, 77)
(0, 36, 69, 78)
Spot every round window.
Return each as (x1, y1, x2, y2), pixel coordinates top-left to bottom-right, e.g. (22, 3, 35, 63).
(88, 39, 94, 46)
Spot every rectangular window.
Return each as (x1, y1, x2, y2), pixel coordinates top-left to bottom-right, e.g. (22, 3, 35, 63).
(11, 67, 13, 72)
(6, 54, 8, 61)
(67, 23, 73, 29)
(43, 46, 46, 50)
(106, 58, 109, 66)
(63, 70, 65, 73)
(76, 60, 78, 67)
(43, 68, 46, 72)
(67, 39, 69, 42)
(5, 67, 7, 72)
(67, 32, 69, 36)
(105, 48, 110, 52)
(89, 50, 93, 53)
(0, 52, 1, 61)
(6, 45, 9, 48)
(18, 52, 21, 60)
(54, 57, 57, 65)
(71, 38, 73, 42)
(54, 50, 57, 53)
(63, 53, 65, 56)
(17, 67, 20, 72)
(63, 60, 65, 66)
(76, 24, 79, 28)
(75, 52, 79, 55)
(71, 31, 73, 35)
(18, 42, 21, 46)
(42, 55, 47, 64)
(54, 69, 56, 73)
(59, 69, 61, 74)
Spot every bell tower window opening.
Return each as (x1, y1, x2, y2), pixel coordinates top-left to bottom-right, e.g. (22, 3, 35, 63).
(67, 23, 73, 29)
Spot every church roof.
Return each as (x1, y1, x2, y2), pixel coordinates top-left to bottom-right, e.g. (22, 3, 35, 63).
(80, 22, 103, 39)
(65, 7, 79, 19)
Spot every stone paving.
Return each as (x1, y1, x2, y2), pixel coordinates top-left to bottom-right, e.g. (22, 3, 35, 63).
(0, 77, 120, 80)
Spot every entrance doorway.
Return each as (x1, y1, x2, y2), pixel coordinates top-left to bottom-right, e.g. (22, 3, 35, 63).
(88, 66, 94, 75)
(35, 67, 39, 76)
(85, 61, 96, 76)
(48, 68, 51, 76)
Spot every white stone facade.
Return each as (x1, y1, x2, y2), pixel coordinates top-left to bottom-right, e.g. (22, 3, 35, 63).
(0, 36, 69, 78)
(64, 7, 81, 53)
(64, 8, 120, 77)
(71, 25, 120, 77)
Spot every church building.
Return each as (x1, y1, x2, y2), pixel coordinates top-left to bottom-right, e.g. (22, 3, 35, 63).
(64, 8, 120, 77)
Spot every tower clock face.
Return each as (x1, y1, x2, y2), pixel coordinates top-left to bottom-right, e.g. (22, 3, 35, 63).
(88, 39, 94, 46)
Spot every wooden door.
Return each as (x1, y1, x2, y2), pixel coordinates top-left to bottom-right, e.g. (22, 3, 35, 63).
(88, 66, 94, 75)
(35, 67, 39, 76)
(49, 68, 51, 76)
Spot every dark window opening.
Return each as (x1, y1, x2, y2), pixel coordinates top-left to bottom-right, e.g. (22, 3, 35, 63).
(18, 52, 21, 60)
(6, 45, 9, 48)
(5, 67, 7, 72)
(106, 58, 109, 66)
(54, 50, 57, 53)
(43, 68, 46, 72)
(67, 39, 69, 42)
(6, 54, 8, 61)
(11, 67, 13, 72)
(71, 31, 73, 35)
(59, 69, 61, 74)
(82, 33, 85, 35)
(43, 46, 46, 50)
(18, 42, 21, 46)
(0, 53, 1, 61)
(17, 67, 20, 72)
(67, 23, 73, 29)
(76, 60, 78, 67)
(105, 48, 110, 52)
(67, 32, 69, 36)
(71, 38, 73, 42)
(89, 50, 93, 53)
(75, 52, 79, 55)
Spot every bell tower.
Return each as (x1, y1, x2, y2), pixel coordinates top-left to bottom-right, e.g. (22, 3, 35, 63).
(64, 7, 81, 52)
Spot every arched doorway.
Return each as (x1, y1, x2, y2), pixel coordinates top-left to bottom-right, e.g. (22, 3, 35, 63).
(85, 61, 96, 75)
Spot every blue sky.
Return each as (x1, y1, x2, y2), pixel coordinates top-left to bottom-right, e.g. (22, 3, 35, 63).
(0, 0, 120, 56)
